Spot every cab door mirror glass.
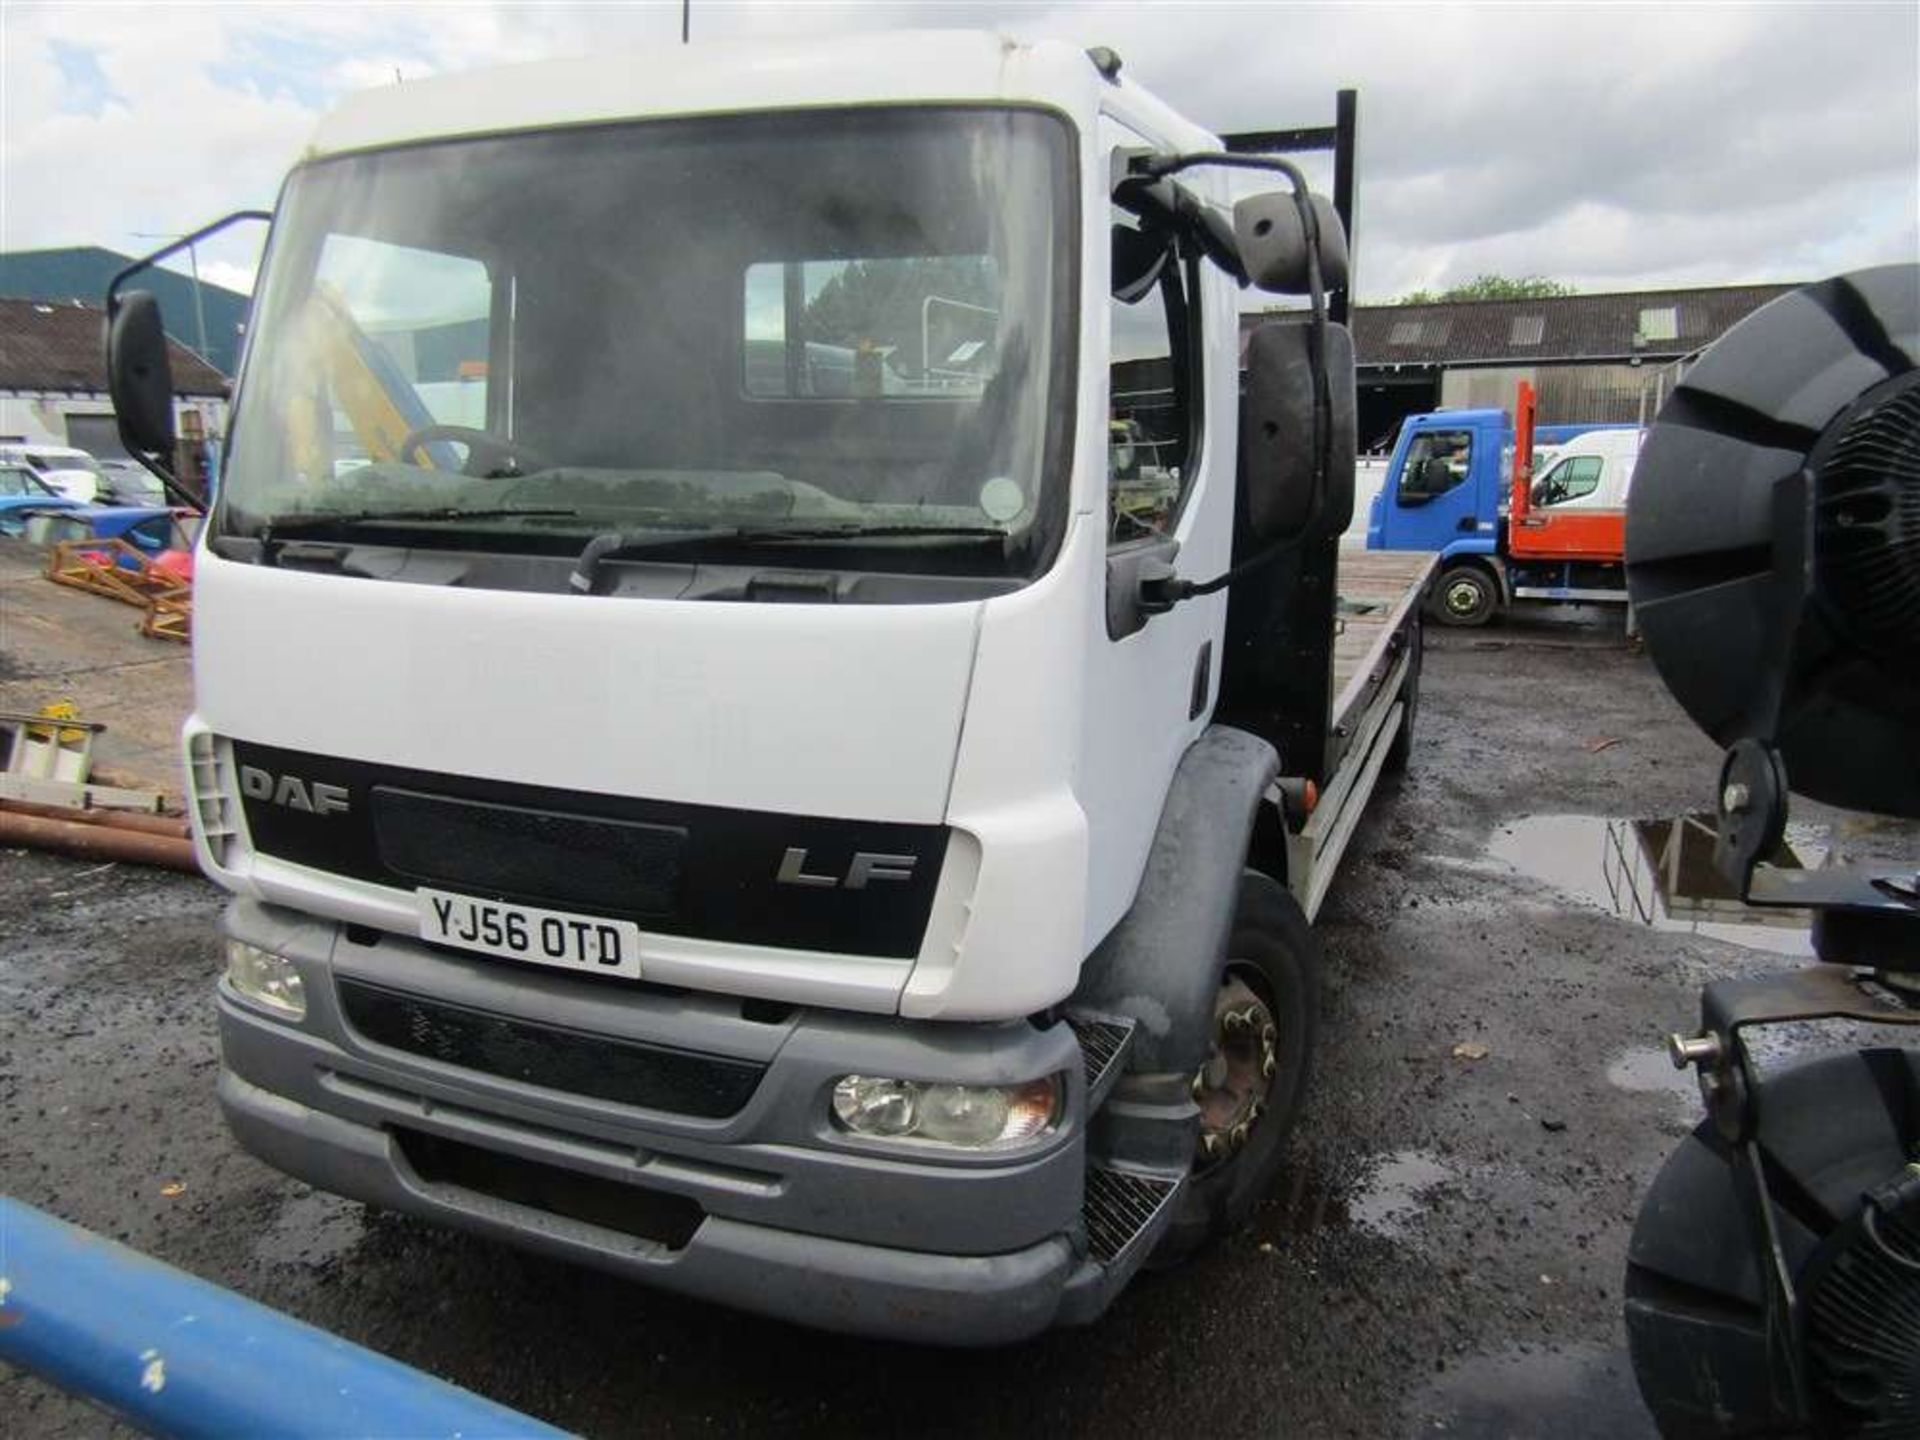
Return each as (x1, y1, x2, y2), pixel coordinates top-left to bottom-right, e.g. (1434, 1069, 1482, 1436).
(1233, 191, 1349, 295)
(1240, 320, 1355, 541)
(106, 291, 176, 456)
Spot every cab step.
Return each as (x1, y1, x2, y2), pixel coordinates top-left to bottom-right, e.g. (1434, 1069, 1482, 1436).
(1064, 1012, 1136, 1113)
(1081, 1164, 1179, 1267)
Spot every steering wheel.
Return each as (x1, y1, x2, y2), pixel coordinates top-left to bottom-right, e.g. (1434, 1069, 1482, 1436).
(396, 424, 552, 478)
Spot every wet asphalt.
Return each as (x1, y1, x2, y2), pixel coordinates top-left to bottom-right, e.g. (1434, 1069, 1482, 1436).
(5, 609, 1896, 1437)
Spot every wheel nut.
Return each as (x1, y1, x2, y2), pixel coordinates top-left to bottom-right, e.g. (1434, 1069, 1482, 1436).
(1230, 1120, 1251, 1150)
(1201, 1131, 1223, 1158)
(1262, 1051, 1277, 1079)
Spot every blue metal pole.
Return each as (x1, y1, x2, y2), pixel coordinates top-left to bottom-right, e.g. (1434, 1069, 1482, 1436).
(0, 1197, 572, 1439)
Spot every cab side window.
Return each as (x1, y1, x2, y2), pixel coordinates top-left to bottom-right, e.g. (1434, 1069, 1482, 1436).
(1398, 429, 1472, 503)
(1534, 455, 1603, 506)
(1108, 202, 1196, 545)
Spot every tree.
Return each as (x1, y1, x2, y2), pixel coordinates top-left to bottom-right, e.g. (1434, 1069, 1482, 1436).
(1395, 274, 1576, 305)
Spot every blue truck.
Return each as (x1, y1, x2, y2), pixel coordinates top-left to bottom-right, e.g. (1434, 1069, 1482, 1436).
(1365, 391, 1639, 625)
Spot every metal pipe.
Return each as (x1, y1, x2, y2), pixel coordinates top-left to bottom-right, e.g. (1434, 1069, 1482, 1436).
(0, 810, 197, 872)
(0, 1198, 572, 1439)
(0, 800, 190, 838)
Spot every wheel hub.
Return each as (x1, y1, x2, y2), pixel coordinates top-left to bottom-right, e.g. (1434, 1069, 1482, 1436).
(1445, 578, 1481, 615)
(1192, 974, 1278, 1166)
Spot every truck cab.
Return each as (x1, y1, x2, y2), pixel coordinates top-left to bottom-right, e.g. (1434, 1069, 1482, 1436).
(1364, 406, 1507, 555)
(1525, 426, 1641, 513)
(105, 32, 1430, 1345)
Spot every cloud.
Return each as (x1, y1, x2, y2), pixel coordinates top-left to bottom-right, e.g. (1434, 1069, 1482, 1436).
(2, 0, 1913, 302)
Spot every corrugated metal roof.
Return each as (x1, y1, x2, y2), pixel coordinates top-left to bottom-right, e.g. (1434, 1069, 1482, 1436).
(0, 247, 250, 377)
(1245, 282, 1799, 368)
(0, 298, 229, 397)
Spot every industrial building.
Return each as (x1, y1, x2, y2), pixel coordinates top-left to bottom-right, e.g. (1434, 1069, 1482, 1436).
(1245, 282, 1796, 451)
(0, 247, 250, 378)
(0, 297, 229, 455)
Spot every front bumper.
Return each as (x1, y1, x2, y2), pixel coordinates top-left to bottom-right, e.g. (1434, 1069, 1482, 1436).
(215, 900, 1094, 1344)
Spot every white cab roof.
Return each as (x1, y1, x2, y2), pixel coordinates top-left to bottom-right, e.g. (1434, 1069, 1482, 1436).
(304, 31, 1220, 161)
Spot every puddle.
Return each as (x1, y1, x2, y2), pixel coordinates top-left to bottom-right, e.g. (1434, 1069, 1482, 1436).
(1606, 1044, 1699, 1120)
(1349, 1149, 1454, 1240)
(1486, 812, 1825, 955)
(1260, 1148, 1456, 1243)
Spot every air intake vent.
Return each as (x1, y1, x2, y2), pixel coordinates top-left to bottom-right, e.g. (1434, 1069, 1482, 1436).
(186, 731, 240, 868)
(1815, 373, 1920, 669)
(338, 978, 766, 1118)
(1803, 1163, 1920, 1434)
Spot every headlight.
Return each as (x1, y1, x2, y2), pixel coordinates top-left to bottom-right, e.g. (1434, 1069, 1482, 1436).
(831, 1074, 1062, 1149)
(224, 939, 306, 1020)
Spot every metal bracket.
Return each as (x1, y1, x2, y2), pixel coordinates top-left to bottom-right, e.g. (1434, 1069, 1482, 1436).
(1674, 966, 1920, 1146)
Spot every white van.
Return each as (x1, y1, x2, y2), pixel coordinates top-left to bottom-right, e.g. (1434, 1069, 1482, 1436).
(1529, 427, 1643, 512)
(0, 445, 105, 503)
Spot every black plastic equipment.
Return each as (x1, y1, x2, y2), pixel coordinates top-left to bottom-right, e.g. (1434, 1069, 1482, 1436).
(1626, 264, 1920, 820)
(1621, 265, 1920, 1438)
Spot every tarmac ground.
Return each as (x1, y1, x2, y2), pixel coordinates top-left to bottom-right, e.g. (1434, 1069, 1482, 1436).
(5, 591, 1913, 1437)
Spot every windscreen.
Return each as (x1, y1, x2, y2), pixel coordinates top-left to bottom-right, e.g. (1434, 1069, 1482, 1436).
(222, 107, 1076, 578)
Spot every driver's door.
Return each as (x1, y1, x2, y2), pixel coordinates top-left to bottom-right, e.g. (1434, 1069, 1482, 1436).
(1385, 425, 1479, 551)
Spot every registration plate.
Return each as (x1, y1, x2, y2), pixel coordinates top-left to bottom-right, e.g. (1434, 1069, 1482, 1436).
(417, 888, 643, 979)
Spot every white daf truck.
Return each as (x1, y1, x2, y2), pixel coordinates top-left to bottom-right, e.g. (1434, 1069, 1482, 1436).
(107, 32, 1432, 1343)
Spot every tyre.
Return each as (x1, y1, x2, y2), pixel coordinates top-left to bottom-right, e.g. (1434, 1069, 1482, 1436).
(1154, 871, 1321, 1263)
(1430, 563, 1497, 627)
(1624, 1048, 1920, 1438)
(1384, 616, 1423, 773)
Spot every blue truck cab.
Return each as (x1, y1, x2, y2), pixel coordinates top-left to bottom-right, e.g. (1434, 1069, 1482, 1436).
(1365, 407, 1509, 562)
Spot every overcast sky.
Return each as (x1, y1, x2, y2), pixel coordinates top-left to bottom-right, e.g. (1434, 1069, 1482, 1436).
(3, 1, 1914, 304)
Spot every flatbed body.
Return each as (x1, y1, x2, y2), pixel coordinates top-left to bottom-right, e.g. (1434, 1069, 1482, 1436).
(1284, 547, 1433, 918)
(1333, 549, 1434, 735)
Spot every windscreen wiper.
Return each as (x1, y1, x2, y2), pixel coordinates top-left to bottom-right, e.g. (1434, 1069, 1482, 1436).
(569, 524, 1009, 594)
(255, 506, 580, 560)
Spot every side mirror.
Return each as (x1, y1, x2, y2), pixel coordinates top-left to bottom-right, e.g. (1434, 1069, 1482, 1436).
(107, 292, 176, 457)
(1234, 191, 1350, 295)
(1240, 320, 1356, 541)
(1111, 224, 1170, 303)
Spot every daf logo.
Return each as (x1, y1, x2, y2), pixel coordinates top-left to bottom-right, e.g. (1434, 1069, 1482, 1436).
(776, 847, 917, 890)
(239, 765, 350, 817)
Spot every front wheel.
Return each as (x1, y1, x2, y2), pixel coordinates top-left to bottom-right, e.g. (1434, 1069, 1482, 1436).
(1430, 563, 1498, 627)
(1154, 872, 1321, 1264)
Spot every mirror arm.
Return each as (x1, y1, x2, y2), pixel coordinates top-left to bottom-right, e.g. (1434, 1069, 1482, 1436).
(1127, 151, 1333, 610)
(104, 209, 270, 511)
(105, 209, 273, 312)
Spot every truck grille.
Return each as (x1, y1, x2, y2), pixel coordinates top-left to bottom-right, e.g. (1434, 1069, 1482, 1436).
(338, 978, 765, 1119)
(372, 786, 686, 916)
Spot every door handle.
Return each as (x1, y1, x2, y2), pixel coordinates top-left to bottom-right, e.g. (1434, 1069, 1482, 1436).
(1456, 516, 1476, 532)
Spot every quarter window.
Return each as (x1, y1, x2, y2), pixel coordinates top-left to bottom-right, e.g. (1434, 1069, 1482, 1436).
(1108, 204, 1195, 545)
(743, 256, 1002, 399)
